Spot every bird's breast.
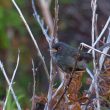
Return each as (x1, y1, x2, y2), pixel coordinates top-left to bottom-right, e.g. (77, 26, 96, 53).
(53, 55, 76, 72)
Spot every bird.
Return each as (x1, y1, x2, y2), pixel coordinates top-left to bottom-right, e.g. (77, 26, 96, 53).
(50, 42, 92, 73)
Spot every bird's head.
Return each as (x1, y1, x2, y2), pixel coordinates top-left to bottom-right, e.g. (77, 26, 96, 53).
(50, 42, 70, 56)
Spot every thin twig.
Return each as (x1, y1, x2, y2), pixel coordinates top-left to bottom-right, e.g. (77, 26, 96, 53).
(91, 0, 100, 109)
(53, 0, 59, 41)
(88, 16, 110, 53)
(32, 0, 53, 44)
(3, 49, 20, 110)
(81, 43, 110, 57)
(86, 66, 94, 81)
(0, 61, 21, 110)
(99, 29, 110, 70)
(32, 1, 57, 110)
(98, 42, 110, 51)
(91, 0, 97, 76)
(52, 80, 64, 99)
(11, 0, 49, 81)
(47, 59, 53, 110)
(38, 0, 54, 35)
(31, 59, 36, 110)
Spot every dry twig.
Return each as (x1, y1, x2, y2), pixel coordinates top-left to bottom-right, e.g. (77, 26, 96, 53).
(32, 0, 57, 110)
(12, 0, 49, 81)
(3, 50, 20, 110)
(53, 0, 59, 41)
(31, 59, 36, 110)
(38, 0, 54, 35)
(0, 61, 21, 110)
(88, 16, 110, 53)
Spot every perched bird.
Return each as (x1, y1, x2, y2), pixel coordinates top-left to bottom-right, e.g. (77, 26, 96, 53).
(51, 42, 92, 73)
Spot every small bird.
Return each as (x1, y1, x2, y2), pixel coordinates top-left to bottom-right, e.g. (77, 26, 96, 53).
(51, 42, 92, 73)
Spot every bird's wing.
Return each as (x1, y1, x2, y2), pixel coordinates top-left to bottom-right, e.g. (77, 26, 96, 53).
(71, 49, 92, 62)
(71, 49, 79, 57)
(79, 52, 92, 62)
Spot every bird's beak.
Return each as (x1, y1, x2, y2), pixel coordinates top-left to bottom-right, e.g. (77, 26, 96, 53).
(49, 48, 57, 53)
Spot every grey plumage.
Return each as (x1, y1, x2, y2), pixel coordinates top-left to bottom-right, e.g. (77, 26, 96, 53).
(51, 42, 92, 73)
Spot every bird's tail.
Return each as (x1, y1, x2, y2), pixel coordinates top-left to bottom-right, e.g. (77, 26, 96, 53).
(80, 52, 92, 62)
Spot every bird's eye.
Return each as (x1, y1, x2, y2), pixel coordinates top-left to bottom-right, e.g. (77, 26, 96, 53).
(57, 47, 62, 51)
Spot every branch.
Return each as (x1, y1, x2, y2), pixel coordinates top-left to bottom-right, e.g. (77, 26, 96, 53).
(88, 16, 110, 53)
(3, 50, 20, 110)
(11, 0, 49, 81)
(38, 0, 54, 35)
(99, 29, 110, 70)
(86, 66, 94, 81)
(91, 0, 100, 109)
(46, 59, 53, 110)
(52, 80, 64, 99)
(32, 0, 53, 44)
(0, 61, 21, 110)
(31, 59, 36, 110)
(32, 1, 59, 109)
(81, 43, 110, 57)
(53, 0, 59, 41)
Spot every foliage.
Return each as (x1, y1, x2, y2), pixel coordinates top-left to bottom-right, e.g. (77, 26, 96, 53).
(1, 0, 110, 110)
(0, 6, 23, 49)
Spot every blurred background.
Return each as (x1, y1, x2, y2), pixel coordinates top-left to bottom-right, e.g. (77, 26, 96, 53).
(0, 0, 110, 109)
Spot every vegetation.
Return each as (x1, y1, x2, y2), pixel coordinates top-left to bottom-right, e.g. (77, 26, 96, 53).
(0, 0, 110, 110)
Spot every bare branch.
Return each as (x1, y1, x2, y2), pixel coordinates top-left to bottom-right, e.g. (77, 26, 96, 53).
(99, 29, 110, 70)
(31, 59, 36, 110)
(53, 0, 59, 41)
(32, 1, 59, 109)
(32, 0, 53, 44)
(94, 70, 100, 110)
(91, 0, 100, 109)
(3, 49, 20, 110)
(11, 0, 49, 81)
(38, 0, 54, 36)
(81, 43, 110, 57)
(91, 0, 97, 73)
(88, 16, 110, 53)
(0, 61, 21, 110)
(86, 66, 95, 81)
(52, 80, 64, 99)
(46, 59, 53, 110)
